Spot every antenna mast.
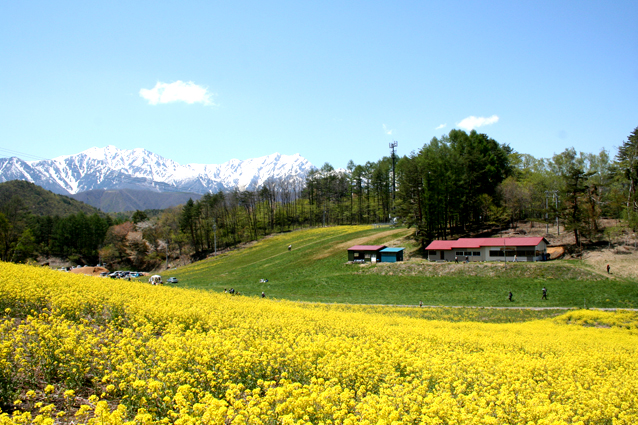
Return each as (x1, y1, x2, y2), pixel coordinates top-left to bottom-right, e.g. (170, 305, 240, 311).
(389, 141, 398, 215)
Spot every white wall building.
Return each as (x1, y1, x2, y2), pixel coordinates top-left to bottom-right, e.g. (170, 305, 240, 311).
(425, 237, 549, 262)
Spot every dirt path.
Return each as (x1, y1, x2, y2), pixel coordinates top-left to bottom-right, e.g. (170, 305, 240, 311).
(223, 227, 409, 271)
(581, 247, 638, 280)
(297, 300, 638, 312)
(312, 228, 410, 260)
(560, 260, 617, 280)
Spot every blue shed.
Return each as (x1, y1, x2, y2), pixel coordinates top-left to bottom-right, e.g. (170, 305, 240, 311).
(380, 247, 404, 263)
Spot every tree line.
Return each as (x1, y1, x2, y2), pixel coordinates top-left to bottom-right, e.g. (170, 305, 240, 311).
(170, 127, 637, 256)
(0, 196, 113, 264)
(0, 127, 636, 269)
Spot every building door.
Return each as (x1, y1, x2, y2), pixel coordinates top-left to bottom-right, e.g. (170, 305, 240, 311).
(440, 251, 444, 260)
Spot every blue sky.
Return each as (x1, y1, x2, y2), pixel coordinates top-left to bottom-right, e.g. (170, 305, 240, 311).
(1, 0, 636, 169)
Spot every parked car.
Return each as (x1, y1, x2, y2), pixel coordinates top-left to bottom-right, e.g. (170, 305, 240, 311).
(167, 277, 179, 284)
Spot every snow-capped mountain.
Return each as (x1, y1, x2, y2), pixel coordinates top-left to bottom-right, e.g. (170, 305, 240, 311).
(0, 146, 314, 195)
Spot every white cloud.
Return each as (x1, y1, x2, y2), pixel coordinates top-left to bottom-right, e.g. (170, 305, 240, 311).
(435, 123, 447, 130)
(383, 124, 393, 135)
(140, 81, 215, 106)
(456, 115, 499, 131)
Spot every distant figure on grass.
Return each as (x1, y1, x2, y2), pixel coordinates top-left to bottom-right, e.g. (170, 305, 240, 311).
(465, 256, 469, 263)
(261, 292, 266, 298)
(455, 256, 458, 263)
(542, 287, 548, 300)
(508, 291, 513, 302)
(419, 300, 423, 308)
(607, 264, 610, 274)
(288, 244, 292, 251)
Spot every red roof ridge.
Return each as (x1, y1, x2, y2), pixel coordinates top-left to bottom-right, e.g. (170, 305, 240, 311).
(347, 245, 386, 251)
(425, 237, 547, 250)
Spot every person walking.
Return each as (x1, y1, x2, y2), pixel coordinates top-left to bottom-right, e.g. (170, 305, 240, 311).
(542, 287, 547, 300)
(261, 291, 266, 298)
(455, 256, 458, 263)
(607, 264, 610, 274)
(508, 291, 513, 302)
(419, 300, 423, 308)
(288, 244, 292, 251)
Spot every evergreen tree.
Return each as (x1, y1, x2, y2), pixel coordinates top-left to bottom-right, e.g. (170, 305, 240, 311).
(616, 127, 638, 229)
(554, 148, 594, 246)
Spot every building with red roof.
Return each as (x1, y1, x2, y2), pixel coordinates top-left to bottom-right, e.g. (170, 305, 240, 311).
(347, 245, 386, 263)
(425, 237, 549, 262)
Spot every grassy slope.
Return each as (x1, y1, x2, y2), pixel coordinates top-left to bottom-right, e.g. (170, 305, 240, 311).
(158, 225, 638, 309)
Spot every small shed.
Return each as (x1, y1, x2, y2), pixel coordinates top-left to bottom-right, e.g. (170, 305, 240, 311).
(380, 247, 404, 263)
(347, 245, 386, 263)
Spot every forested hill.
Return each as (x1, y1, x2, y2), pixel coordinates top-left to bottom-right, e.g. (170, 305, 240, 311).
(0, 180, 102, 217)
(70, 188, 202, 213)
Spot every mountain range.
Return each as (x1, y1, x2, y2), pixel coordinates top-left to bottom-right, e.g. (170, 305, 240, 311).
(0, 146, 314, 196)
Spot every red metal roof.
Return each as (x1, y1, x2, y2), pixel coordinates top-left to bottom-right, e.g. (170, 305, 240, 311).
(347, 245, 386, 251)
(425, 240, 458, 250)
(425, 237, 547, 251)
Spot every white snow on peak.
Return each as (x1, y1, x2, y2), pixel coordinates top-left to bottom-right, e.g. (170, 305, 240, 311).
(8, 146, 314, 195)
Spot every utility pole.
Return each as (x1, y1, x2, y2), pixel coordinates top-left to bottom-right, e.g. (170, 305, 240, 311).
(545, 190, 558, 234)
(213, 220, 217, 256)
(554, 192, 560, 235)
(504, 237, 507, 263)
(389, 141, 398, 220)
(545, 191, 549, 234)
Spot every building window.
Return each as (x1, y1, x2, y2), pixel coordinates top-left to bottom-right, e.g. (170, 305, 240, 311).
(428, 251, 437, 258)
(455, 251, 464, 256)
(473, 252, 480, 256)
(354, 252, 360, 258)
(490, 251, 504, 257)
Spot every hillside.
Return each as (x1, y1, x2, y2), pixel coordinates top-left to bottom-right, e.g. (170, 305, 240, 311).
(157, 225, 638, 308)
(2, 262, 638, 423)
(0, 180, 102, 216)
(70, 188, 202, 213)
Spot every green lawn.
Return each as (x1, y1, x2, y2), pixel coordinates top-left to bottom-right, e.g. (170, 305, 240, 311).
(158, 225, 638, 309)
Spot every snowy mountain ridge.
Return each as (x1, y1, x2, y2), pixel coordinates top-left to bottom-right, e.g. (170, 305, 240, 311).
(0, 146, 314, 195)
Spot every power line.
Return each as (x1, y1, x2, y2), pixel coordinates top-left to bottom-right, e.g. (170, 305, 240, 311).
(0, 147, 50, 162)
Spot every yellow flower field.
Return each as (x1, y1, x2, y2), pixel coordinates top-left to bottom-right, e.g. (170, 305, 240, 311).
(0, 262, 637, 424)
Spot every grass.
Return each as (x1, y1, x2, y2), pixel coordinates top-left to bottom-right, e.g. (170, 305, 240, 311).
(158, 225, 638, 309)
